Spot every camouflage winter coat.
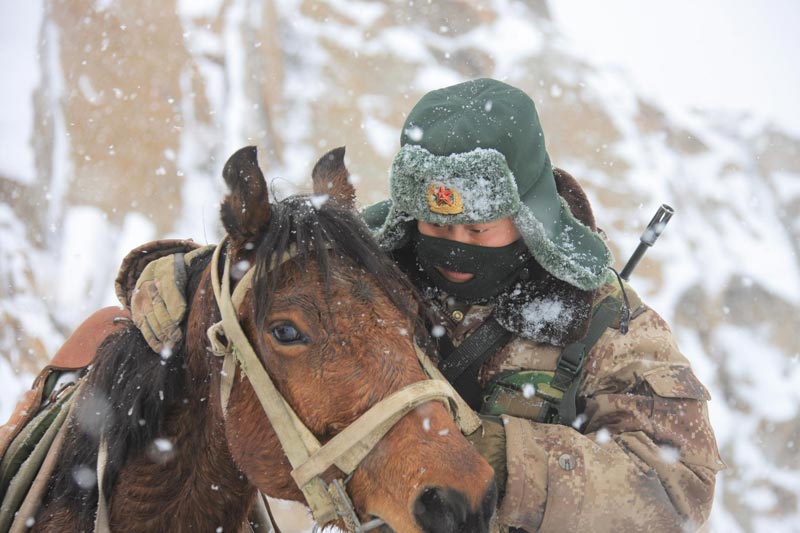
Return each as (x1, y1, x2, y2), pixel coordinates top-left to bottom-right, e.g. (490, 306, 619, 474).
(427, 281, 725, 532)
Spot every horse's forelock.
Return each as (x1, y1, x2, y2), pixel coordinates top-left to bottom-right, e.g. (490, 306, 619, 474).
(249, 196, 423, 336)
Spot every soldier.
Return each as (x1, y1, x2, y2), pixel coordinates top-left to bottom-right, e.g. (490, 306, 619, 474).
(362, 78, 724, 531)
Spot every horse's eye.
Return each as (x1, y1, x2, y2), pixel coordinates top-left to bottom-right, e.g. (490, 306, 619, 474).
(271, 323, 306, 345)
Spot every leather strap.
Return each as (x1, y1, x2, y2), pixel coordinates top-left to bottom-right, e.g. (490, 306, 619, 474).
(439, 316, 512, 409)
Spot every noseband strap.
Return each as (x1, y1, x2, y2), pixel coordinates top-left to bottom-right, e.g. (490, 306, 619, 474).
(207, 239, 479, 529)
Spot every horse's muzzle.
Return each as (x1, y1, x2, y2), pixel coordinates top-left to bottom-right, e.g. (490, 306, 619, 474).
(412, 482, 497, 533)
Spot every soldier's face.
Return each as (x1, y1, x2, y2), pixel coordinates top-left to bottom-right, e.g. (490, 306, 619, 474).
(416, 217, 520, 283)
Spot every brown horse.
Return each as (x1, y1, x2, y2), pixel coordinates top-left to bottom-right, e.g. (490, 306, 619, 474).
(29, 147, 496, 532)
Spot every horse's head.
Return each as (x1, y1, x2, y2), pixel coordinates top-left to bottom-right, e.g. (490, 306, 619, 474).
(191, 146, 496, 532)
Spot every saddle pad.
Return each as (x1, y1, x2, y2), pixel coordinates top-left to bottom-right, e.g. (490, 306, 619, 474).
(0, 384, 77, 532)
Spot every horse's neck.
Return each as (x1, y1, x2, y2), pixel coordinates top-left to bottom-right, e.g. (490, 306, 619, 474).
(108, 395, 254, 530)
(105, 272, 257, 529)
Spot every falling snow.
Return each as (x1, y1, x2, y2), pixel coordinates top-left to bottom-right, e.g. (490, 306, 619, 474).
(0, 2, 798, 531)
(404, 125, 423, 142)
(72, 465, 97, 489)
(595, 428, 611, 445)
(310, 193, 329, 209)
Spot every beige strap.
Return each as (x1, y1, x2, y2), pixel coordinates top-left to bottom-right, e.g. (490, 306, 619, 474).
(209, 242, 337, 523)
(211, 242, 321, 458)
(94, 434, 111, 532)
(208, 244, 294, 421)
(291, 379, 455, 488)
(207, 320, 237, 417)
(414, 345, 482, 435)
(229, 248, 293, 310)
(230, 264, 257, 310)
(219, 351, 237, 416)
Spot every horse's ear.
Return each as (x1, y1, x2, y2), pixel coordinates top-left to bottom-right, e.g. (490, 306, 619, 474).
(312, 146, 355, 210)
(220, 146, 271, 248)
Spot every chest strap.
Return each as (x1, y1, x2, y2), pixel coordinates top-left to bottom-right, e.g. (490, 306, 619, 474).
(551, 295, 623, 426)
(438, 316, 513, 410)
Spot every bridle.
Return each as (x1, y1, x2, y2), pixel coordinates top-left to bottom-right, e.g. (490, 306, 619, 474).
(206, 238, 481, 531)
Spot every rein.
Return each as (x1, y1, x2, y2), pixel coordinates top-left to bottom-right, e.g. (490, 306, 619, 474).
(206, 238, 480, 531)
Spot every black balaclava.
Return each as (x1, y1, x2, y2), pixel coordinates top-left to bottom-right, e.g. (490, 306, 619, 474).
(412, 231, 530, 303)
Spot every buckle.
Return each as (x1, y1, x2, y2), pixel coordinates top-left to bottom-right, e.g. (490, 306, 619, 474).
(313, 478, 387, 533)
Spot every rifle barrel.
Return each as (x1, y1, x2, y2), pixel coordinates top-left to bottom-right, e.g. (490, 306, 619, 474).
(619, 204, 674, 281)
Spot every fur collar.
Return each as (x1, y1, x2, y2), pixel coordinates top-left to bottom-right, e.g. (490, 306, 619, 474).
(493, 260, 594, 346)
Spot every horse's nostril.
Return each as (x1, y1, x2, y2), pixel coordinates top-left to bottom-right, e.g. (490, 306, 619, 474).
(413, 484, 494, 533)
(414, 487, 467, 532)
(482, 480, 498, 524)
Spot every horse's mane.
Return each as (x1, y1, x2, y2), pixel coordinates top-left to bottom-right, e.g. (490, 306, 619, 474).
(43, 251, 212, 529)
(43, 196, 425, 528)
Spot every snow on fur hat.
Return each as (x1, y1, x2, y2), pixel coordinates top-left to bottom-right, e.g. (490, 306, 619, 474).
(370, 78, 612, 290)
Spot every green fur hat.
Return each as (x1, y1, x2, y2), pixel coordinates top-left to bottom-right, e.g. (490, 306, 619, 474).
(366, 78, 612, 291)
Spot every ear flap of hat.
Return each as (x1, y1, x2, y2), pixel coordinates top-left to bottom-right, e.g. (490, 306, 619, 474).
(553, 167, 596, 231)
(513, 180, 612, 291)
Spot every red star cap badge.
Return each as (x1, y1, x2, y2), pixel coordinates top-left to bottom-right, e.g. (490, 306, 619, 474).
(434, 185, 454, 206)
